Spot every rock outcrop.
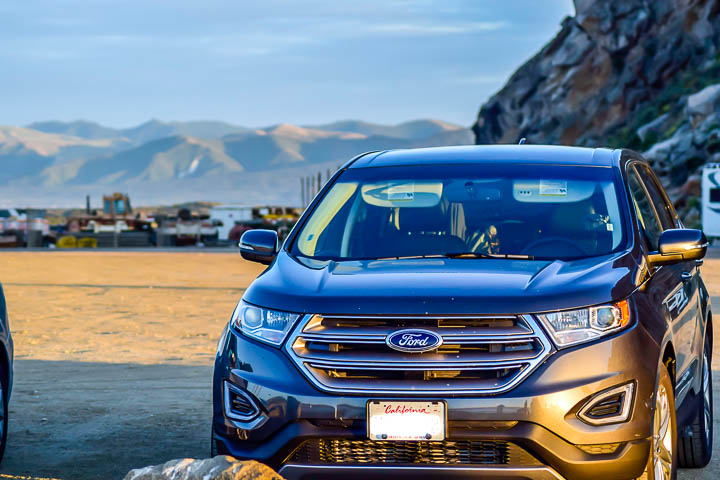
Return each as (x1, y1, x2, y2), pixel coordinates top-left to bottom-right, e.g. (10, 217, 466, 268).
(472, 0, 720, 226)
(123, 456, 283, 480)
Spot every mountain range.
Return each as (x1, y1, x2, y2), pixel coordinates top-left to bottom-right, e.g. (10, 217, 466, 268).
(0, 119, 472, 207)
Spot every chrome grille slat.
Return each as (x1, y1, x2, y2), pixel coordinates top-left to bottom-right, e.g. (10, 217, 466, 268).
(294, 349, 543, 365)
(300, 334, 537, 343)
(307, 361, 526, 370)
(286, 314, 552, 395)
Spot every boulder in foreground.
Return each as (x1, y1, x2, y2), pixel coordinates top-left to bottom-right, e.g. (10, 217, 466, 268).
(124, 456, 284, 480)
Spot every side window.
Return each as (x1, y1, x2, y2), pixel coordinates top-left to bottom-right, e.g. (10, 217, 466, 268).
(635, 165, 676, 229)
(627, 168, 663, 250)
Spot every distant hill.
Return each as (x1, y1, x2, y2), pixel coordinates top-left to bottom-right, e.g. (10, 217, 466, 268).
(28, 119, 250, 145)
(121, 120, 249, 144)
(0, 118, 472, 206)
(306, 119, 463, 140)
(27, 120, 120, 140)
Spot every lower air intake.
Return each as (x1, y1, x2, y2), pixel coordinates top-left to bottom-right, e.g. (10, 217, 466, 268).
(288, 439, 540, 466)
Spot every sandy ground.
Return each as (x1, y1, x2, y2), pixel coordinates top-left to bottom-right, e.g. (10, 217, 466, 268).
(0, 251, 716, 479)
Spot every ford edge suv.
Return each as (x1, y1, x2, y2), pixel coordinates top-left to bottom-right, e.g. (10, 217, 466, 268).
(212, 145, 713, 480)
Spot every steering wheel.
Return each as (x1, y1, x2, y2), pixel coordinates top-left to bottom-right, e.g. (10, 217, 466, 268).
(521, 237, 587, 257)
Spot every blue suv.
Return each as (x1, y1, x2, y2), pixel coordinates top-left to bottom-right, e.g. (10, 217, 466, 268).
(213, 146, 712, 480)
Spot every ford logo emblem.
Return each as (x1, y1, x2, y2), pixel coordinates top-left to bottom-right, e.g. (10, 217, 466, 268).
(386, 329, 443, 353)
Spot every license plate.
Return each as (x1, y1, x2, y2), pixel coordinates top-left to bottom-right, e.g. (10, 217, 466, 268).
(367, 401, 445, 441)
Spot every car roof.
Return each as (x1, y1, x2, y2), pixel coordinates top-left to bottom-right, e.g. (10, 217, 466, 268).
(349, 145, 619, 169)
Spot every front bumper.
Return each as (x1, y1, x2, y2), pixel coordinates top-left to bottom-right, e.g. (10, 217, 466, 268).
(212, 321, 658, 480)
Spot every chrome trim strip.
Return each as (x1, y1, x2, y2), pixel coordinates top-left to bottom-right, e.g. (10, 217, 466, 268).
(278, 464, 565, 480)
(285, 313, 553, 395)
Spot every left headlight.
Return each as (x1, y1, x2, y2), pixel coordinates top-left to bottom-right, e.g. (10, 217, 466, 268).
(231, 301, 301, 346)
(536, 300, 630, 347)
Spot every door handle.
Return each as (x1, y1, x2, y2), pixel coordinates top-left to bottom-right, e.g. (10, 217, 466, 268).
(681, 272, 693, 282)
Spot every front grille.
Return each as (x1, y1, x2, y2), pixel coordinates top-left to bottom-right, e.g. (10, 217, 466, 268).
(286, 314, 552, 394)
(289, 439, 540, 465)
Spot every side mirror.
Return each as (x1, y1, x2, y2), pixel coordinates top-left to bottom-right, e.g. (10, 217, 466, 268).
(239, 229, 278, 265)
(648, 229, 708, 267)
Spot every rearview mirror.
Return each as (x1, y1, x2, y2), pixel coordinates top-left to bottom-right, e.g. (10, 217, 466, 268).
(239, 229, 278, 265)
(648, 229, 708, 267)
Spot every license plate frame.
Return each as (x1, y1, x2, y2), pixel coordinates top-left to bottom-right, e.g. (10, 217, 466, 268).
(367, 400, 446, 441)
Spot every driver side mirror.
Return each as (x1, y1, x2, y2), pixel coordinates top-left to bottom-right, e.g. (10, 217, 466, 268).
(239, 229, 278, 265)
(648, 229, 708, 267)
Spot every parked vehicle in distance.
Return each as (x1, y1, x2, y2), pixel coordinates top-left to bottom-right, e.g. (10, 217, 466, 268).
(214, 145, 712, 480)
(0, 208, 50, 247)
(156, 208, 218, 246)
(0, 282, 14, 462)
(702, 163, 720, 238)
(211, 205, 301, 242)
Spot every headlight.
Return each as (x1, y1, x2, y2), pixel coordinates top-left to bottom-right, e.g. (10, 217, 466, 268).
(231, 301, 301, 346)
(537, 300, 630, 347)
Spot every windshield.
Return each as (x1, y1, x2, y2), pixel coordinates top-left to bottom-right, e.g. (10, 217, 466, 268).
(291, 164, 626, 261)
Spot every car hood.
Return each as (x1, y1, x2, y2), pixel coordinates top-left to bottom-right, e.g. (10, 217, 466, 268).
(242, 251, 640, 315)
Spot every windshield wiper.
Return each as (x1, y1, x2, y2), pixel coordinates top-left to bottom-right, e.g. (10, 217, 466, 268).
(377, 254, 447, 260)
(444, 252, 535, 260)
(374, 253, 535, 260)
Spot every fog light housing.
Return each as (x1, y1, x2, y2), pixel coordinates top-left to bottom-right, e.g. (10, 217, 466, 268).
(577, 382, 635, 426)
(223, 381, 260, 421)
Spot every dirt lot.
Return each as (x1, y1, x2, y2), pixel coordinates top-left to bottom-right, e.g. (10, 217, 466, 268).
(0, 251, 717, 479)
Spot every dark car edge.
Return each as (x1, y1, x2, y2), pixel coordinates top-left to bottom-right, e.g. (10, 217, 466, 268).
(0, 282, 13, 462)
(212, 145, 712, 480)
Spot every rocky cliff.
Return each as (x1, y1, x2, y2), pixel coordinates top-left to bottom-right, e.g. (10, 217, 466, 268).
(473, 0, 720, 226)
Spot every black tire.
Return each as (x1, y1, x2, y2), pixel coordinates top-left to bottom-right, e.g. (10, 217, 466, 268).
(644, 362, 678, 480)
(678, 333, 713, 468)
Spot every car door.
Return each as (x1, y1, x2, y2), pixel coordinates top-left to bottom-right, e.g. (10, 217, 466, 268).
(626, 165, 687, 382)
(634, 164, 701, 401)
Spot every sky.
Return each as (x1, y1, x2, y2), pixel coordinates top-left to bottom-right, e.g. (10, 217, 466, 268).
(1, 0, 574, 129)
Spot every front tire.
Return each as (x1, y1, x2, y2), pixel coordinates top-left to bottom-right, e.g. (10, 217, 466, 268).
(645, 362, 677, 480)
(678, 333, 713, 467)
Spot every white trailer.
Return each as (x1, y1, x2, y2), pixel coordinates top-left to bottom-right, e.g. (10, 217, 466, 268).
(702, 163, 720, 237)
(209, 205, 254, 240)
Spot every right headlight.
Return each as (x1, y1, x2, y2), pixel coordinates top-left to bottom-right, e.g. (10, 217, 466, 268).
(536, 300, 630, 347)
(230, 301, 301, 346)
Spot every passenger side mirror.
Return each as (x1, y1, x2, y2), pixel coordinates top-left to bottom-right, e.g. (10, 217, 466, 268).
(239, 229, 278, 265)
(648, 229, 708, 267)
